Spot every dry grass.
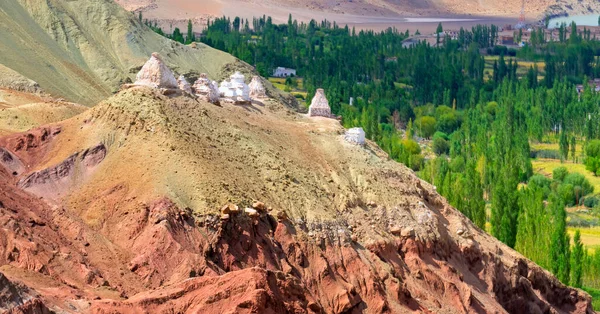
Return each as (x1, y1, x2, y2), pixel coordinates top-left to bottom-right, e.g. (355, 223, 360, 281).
(268, 77, 306, 100)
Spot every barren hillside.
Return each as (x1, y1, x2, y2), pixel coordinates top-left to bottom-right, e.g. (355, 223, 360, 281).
(0, 84, 594, 313)
(115, 0, 600, 24)
(0, 0, 238, 106)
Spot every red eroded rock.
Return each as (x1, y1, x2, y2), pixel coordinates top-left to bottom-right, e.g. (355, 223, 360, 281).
(0, 272, 51, 314)
(89, 267, 319, 314)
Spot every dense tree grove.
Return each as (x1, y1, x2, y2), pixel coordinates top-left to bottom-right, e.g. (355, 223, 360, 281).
(144, 14, 600, 296)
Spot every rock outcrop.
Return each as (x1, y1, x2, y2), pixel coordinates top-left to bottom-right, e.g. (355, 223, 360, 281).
(308, 88, 332, 117)
(249, 75, 267, 99)
(0, 64, 42, 94)
(0, 273, 50, 314)
(134, 53, 178, 89)
(193, 73, 220, 104)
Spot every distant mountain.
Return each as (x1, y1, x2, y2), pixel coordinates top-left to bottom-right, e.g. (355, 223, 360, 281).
(115, 0, 600, 22)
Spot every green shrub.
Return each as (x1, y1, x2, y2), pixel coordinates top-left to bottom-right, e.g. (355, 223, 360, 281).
(402, 139, 421, 155)
(528, 174, 552, 198)
(414, 116, 437, 139)
(433, 137, 450, 155)
(584, 196, 599, 208)
(564, 173, 594, 196)
(586, 156, 600, 176)
(553, 166, 569, 182)
(558, 183, 575, 206)
(432, 131, 449, 141)
(409, 154, 424, 171)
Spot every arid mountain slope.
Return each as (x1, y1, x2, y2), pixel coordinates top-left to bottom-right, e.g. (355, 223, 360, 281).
(0, 0, 238, 106)
(115, 0, 600, 22)
(0, 86, 594, 313)
(0, 88, 86, 136)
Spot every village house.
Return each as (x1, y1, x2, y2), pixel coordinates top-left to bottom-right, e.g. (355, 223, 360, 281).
(273, 67, 296, 77)
(500, 35, 515, 45)
(576, 79, 600, 93)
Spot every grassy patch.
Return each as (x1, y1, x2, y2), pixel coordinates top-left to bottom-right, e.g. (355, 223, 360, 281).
(568, 226, 600, 253)
(531, 142, 583, 153)
(532, 159, 600, 192)
(482, 56, 546, 79)
(394, 82, 413, 89)
(268, 77, 305, 95)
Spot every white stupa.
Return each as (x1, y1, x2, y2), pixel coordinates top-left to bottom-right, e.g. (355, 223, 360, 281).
(344, 128, 366, 145)
(177, 75, 192, 94)
(308, 88, 332, 117)
(134, 53, 178, 89)
(249, 76, 267, 99)
(219, 71, 251, 103)
(193, 73, 220, 104)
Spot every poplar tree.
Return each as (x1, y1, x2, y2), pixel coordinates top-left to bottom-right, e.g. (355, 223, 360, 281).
(559, 130, 569, 161)
(549, 194, 570, 284)
(571, 230, 584, 288)
(186, 20, 195, 44)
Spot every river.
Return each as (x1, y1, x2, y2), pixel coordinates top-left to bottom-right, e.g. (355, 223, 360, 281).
(548, 14, 600, 29)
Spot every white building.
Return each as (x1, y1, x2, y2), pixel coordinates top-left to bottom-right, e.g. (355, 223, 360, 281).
(344, 128, 366, 145)
(273, 67, 296, 78)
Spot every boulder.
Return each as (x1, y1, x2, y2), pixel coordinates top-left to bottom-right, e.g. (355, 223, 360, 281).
(252, 201, 267, 212)
(390, 226, 402, 236)
(276, 211, 288, 222)
(245, 207, 259, 217)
